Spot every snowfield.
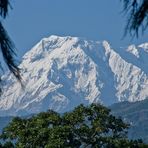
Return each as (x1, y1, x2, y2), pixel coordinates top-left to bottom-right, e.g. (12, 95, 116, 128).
(0, 35, 148, 116)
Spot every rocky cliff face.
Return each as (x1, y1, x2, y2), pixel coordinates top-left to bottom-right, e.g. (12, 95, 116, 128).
(0, 35, 147, 116)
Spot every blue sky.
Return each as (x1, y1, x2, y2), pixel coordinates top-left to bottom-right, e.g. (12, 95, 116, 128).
(4, 0, 148, 58)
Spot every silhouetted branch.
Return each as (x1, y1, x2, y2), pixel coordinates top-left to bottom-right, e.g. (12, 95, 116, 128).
(121, 0, 148, 37)
(0, 0, 22, 94)
(0, 22, 21, 82)
(0, 0, 10, 18)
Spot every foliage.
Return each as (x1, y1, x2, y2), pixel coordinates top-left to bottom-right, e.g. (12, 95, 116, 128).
(121, 0, 148, 37)
(0, 104, 147, 147)
(0, 0, 21, 94)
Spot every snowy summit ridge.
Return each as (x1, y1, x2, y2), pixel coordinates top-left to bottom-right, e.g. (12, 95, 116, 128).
(0, 35, 148, 116)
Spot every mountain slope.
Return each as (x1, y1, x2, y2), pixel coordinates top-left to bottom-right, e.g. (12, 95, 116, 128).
(110, 99, 148, 143)
(0, 35, 148, 116)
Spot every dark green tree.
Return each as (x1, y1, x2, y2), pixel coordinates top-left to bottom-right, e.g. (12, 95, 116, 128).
(0, 0, 21, 94)
(121, 0, 148, 37)
(0, 104, 147, 147)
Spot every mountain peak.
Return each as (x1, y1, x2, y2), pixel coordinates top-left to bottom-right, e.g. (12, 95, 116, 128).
(0, 36, 148, 116)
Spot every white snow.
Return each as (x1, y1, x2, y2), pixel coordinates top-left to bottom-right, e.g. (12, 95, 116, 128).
(126, 45, 140, 58)
(0, 35, 148, 116)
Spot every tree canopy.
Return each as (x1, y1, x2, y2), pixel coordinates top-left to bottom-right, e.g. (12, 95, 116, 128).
(0, 104, 147, 147)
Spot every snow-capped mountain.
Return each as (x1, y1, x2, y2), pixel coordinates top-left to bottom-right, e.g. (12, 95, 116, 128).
(0, 35, 148, 116)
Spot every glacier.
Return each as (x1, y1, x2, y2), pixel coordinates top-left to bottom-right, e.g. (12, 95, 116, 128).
(0, 35, 148, 116)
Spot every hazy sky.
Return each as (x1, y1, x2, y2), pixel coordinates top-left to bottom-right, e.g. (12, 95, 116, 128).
(4, 0, 148, 58)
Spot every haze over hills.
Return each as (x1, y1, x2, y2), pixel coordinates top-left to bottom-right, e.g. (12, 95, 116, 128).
(0, 35, 148, 116)
(110, 99, 148, 143)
